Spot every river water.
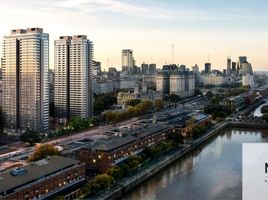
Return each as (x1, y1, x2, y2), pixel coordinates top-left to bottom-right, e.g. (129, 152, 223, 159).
(121, 128, 268, 200)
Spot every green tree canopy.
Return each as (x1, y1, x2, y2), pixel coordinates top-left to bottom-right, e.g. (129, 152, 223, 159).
(206, 91, 214, 99)
(106, 167, 122, 180)
(20, 129, 43, 146)
(94, 174, 114, 189)
(195, 88, 203, 96)
(29, 144, 60, 162)
(261, 105, 268, 114)
(262, 113, 268, 123)
(126, 99, 142, 107)
(168, 94, 180, 103)
(154, 99, 164, 111)
(94, 93, 117, 114)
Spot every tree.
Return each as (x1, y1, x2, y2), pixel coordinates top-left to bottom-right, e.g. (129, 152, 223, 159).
(204, 104, 232, 120)
(81, 180, 101, 196)
(168, 94, 180, 108)
(89, 181, 101, 194)
(210, 96, 220, 104)
(94, 93, 117, 114)
(118, 163, 130, 176)
(136, 100, 153, 114)
(169, 132, 184, 144)
(263, 113, 268, 123)
(127, 106, 139, 117)
(53, 196, 65, 200)
(261, 106, 268, 114)
(94, 174, 114, 189)
(69, 116, 88, 131)
(191, 125, 204, 139)
(127, 155, 143, 169)
(106, 167, 121, 180)
(103, 100, 153, 123)
(154, 99, 164, 111)
(20, 129, 43, 146)
(94, 101, 105, 115)
(126, 99, 141, 107)
(206, 91, 214, 99)
(29, 144, 60, 162)
(195, 88, 203, 96)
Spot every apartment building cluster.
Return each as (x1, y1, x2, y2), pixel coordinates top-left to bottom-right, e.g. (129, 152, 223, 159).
(0, 28, 94, 132)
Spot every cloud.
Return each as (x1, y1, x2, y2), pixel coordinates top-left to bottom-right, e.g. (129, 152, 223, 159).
(54, 0, 223, 20)
(53, 0, 268, 21)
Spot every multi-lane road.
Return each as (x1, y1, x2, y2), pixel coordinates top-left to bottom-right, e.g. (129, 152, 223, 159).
(0, 117, 141, 163)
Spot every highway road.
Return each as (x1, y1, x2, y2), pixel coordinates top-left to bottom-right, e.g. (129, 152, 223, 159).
(0, 117, 141, 163)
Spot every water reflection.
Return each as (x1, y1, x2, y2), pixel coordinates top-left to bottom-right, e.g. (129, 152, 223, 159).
(122, 128, 268, 200)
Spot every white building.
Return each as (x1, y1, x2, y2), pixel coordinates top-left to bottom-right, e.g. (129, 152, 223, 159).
(242, 74, 254, 87)
(169, 71, 195, 98)
(122, 49, 135, 74)
(1, 28, 49, 132)
(117, 85, 162, 105)
(54, 35, 94, 121)
(156, 71, 170, 95)
(201, 73, 225, 86)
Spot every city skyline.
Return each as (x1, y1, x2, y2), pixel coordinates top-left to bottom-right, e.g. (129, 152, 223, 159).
(1, 0, 268, 70)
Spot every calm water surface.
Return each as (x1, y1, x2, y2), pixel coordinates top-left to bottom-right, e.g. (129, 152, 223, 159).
(121, 128, 268, 200)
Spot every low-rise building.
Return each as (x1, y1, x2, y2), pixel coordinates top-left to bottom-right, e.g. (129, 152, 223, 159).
(0, 156, 86, 200)
(220, 95, 246, 111)
(170, 113, 212, 137)
(117, 85, 161, 105)
(76, 124, 172, 173)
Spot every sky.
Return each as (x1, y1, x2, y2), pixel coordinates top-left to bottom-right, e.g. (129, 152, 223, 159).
(0, 0, 268, 71)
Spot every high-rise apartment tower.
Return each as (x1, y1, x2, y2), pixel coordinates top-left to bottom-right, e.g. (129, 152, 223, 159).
(54, 35, 93, 121)
(1, 28, 49, 132)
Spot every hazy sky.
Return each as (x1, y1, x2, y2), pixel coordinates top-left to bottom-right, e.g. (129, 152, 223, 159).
(0, 0, 268, 71)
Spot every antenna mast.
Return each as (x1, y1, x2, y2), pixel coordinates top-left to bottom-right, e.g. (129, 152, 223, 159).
(172, 44, 174, 64)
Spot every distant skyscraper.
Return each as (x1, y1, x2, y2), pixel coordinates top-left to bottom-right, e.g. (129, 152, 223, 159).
(192, 64, 201, 86)
(54, 35, 93, 121)
(227, 57, 231, 75)
(237, 56, 253, 76)
(149, 64, 157, 75)
(204, 63, 211, 74)
(1, 28, 49, 132)
(122, 49, 135, 74)
(141, 63, 149, 75)
(239, 56, 247, 64)
(232, 62, 237, 73)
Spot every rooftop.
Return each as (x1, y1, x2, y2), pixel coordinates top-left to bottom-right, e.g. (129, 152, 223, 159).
(0, 156, 78, 194)
(91, 135, 137, 152)
(88, 124, 171, 152)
